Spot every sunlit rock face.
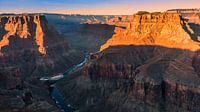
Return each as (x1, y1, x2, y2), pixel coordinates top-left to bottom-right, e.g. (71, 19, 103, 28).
(100, 13, 200, 51)
(0, 14, 83, 111)
(33, 15, 46, 54)
(0, 15, 46, 55)
(57, 12, 200, 112)
(0, 14, 83, 82)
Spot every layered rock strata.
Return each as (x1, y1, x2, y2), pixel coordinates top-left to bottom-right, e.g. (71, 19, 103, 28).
(0, 14, 83, 111)
(57, 12, 200, 112)
(0, 15, 46, 54)
(100, 13, 200, 51)
(58, 45, 200, 112)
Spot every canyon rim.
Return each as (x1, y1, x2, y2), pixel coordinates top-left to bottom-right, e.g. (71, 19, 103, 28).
(0, 1, 200, 112)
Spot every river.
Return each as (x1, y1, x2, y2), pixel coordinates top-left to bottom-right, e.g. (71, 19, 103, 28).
(40, 52, 89, 112)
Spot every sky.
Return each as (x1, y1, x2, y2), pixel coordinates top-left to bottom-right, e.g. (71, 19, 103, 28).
(0, 0, 200, 15)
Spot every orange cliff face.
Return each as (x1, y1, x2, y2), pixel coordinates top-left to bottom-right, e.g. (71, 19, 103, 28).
(0, 16, 19, 54)
(0, 15, 46, 55)
(33, 15, 46, 55)
(17, 16, 31, 38)
(100, 13, 200, 51)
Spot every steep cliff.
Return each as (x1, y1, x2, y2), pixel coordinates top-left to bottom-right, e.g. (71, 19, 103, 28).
(0, 15, 46, 54)
(0, 14, 83, 111)
(100, 13, 200, 51)
(33, 15, 46, 54)
(58, 45, 200, 112)
(57, 12, 200, 112)
(0, 14, 84, 76)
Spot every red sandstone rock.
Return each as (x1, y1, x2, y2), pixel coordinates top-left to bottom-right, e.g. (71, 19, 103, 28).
(57, 12, 200, 112)
(100, 13, 200, 51)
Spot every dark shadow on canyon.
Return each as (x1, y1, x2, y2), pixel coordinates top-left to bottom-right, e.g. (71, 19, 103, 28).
(63, 23, 115, 52)
(45, 14, 116, 52)
(92, 45, 200, 79)
(183, 23, 200, 42)
(58, 45, 200, 112)
(56, 23, 116, 52)
(189, 23, 200, 41)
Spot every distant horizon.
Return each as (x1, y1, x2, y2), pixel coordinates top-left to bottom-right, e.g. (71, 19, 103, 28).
(0, 0, 200, 15)
(0, 8, 199, 16)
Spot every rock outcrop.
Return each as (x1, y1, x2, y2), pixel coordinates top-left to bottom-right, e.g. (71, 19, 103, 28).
(58, 45, 200, 112)
(33, 15, 46, 54)
(0, 15, 46, 54)
(0, 14, 84, 111)
(100, 13, 200, 51)
(57, 12, 200, 112)
(0, 14, 84, 76)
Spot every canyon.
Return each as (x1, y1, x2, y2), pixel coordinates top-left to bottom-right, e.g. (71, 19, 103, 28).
(0, 9, 200, 112)
(0, 14, 83, 112)
(58, 45, 200, 112)
(57, 12, 200, 112)
(45, 14, 116, 52)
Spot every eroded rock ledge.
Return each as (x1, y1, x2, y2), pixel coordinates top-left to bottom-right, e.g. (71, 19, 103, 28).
(0, 14, 84, 111)
(0, 15, 46, 55)
(58, 45, 200, 112)
(100, 13, 200, 51)
(57, 12, 200, 112)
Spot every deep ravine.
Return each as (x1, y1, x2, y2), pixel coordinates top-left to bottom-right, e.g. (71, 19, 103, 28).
(40, 52, 89, 112)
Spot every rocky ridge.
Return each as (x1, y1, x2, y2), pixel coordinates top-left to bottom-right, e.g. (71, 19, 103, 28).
(100, 13, 200, 51)
(0, 15, 46, 55)
(59, 45, 200, 112)
(0, 14, 83, 112)
(57, 12, 200, 112)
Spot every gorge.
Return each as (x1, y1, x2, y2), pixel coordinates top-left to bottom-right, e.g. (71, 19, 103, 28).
(0, 9, 200, 112)
(57, 12, 200, 112)
(0, 14, 83, 112)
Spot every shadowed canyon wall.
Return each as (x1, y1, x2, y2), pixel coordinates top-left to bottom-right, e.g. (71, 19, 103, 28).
(1, 11, 200, 112)
(45, 14, 116, 52)
(58, 45, 200, 112)
(57, 12, 200, 112)
(0, 14, 83, 111)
